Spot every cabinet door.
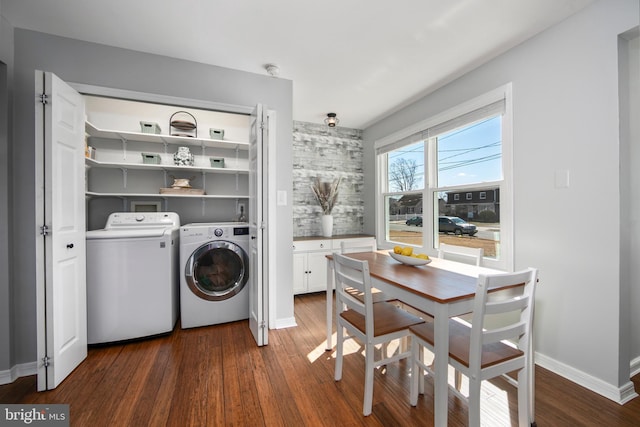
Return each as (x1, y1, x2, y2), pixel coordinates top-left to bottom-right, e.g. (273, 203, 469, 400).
(292, 252, 307, 295)
(306, 251, 331, 293)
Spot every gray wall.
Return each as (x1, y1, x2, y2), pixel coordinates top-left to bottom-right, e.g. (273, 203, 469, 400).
(292, 121, 364, 237)
(621, 32, 640, 375)
(363, 0, 639, 401)
(0, 8, 14, 374)
(7, 28, 293, 367)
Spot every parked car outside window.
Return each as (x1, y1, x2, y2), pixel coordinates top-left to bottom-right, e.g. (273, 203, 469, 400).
(438, 216, 477, 236)
(405, 216, 423, 226)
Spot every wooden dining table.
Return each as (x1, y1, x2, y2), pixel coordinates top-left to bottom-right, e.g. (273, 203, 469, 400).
(325, 250, 533, 427)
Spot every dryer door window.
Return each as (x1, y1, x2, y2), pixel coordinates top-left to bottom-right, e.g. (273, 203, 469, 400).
(186, 241, 249, 301)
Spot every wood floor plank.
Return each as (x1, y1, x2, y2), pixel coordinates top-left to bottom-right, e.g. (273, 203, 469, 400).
(110, 340, 164, 425)
(1, 292, 639, 426)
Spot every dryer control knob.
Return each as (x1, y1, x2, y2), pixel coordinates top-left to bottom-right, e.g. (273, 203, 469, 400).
(214, 228, 223, 237)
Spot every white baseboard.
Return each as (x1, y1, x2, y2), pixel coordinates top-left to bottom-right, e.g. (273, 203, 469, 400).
(0, 361, 37, 385)
(271, 316, 297, 329)
(631, 356, 640, 378)
(536, 352, 639, 404)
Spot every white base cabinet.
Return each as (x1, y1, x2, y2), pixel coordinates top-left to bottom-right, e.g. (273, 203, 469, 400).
(292, 236, 375, 295)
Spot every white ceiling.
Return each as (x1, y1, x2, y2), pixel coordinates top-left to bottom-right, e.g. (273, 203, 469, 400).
(2, 0, 595, 129)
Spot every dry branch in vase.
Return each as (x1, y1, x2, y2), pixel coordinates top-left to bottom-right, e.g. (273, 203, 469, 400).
(311, 177, 342, 215)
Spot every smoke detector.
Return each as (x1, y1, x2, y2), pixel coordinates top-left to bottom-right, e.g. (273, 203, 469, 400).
(265, 64, 280, 77)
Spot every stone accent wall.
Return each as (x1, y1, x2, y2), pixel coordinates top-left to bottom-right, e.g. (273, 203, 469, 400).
(292, 121, 364, 237)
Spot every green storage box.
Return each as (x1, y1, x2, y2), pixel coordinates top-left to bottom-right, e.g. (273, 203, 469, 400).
(209, 157, 225, 168)
(140, 121, 161, 134)
(141, 153, 161, 164)
(209, 128, 225, 139)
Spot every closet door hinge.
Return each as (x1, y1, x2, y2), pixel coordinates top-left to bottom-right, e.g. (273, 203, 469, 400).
(40, 225, 50, 236)
(42, 356, 51, 367)
(259, 121, 265, 130)
(39, 93, 49, 105)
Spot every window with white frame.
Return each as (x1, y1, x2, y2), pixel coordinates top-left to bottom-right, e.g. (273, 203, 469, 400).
(375, 85, 513, 271)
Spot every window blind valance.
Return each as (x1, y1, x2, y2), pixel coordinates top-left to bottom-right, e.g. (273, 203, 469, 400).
(376, 99, 505, 155)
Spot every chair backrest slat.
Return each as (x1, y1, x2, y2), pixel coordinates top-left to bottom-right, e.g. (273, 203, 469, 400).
(438, 243, 484, 266)
(484, 295, 529, 315)
(482, 322, 527, 346)
(340, 239, 377, 254)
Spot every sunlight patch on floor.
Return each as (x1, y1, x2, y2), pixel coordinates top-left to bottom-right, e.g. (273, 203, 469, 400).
(306, 333, 337, 363)
(307, 334, 404, 363)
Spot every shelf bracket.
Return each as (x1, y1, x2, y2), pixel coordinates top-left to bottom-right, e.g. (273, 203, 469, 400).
(120, 167, 128, 188)
(121, 197, 127, 212)
(235, 147, 240, 169)
(235, 172, 239, 191)
(119, 136, 128, 161)
(201, 198, 206, 216)
(201, 171, 206, 192)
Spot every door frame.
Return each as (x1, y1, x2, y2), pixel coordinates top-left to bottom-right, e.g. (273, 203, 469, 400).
(70, 83, 272, 332)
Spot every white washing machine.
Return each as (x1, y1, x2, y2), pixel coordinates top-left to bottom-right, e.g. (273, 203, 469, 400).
(180, 222, 250, 328)
(86, 212, 180, 344)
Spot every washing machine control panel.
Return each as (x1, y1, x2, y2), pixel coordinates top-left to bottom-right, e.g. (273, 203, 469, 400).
(181, 223, 250, 241)
(104, 212, 181, 228)
(208, 226, 249, 238)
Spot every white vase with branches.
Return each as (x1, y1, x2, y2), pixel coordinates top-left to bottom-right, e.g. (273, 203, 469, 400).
(311, 177, 342, 237)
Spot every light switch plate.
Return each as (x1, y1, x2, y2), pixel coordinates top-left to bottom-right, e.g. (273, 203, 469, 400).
(277, 190, 287, 206)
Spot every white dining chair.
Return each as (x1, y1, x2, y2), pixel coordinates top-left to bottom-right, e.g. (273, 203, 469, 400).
(438, 242, 484, 266)
(333, 253, 425, 416)
(339, 240, 390, 304)
(409, 267, 538, 427)
(437, 242, 485, 388)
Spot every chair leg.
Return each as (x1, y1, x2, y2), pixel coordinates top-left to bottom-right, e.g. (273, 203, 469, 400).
(455, 369, 462, 391)
(334, 324, 344, 381)
(517, 367, 529, 427)
(410, 339, 420, 406)
(418, 346, 425, 395)
(399, 335, 408, 353)
(363, 344, 375, 416)
(467, 376, 482, 427)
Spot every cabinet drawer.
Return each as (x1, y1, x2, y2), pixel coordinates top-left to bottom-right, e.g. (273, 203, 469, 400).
(292, 239, 332, 252)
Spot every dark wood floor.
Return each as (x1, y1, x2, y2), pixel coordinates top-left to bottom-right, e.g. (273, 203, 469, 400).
(1, 292, 639, 426)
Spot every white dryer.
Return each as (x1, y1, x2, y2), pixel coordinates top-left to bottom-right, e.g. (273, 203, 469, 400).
(180, 222, 250, 328)
(86, 212, 180, 344)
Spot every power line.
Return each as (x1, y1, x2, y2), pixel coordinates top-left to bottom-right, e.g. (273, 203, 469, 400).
(439, 153, 502, 171)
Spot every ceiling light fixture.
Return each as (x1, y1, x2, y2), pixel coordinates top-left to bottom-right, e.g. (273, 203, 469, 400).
(324, 112, 339, 127)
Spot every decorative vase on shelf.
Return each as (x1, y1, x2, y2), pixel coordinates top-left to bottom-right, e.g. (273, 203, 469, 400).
(321, 214, 334, 237)
(173, 146, 194, 166)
